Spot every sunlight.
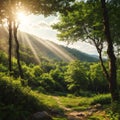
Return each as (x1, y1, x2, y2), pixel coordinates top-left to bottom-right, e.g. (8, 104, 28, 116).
(20, 33, 41, 64)
(25, 36, 41, 64)
(35, 37, 75, 62)
(45, 41, 75, 61)
(16, 11, 29, 25)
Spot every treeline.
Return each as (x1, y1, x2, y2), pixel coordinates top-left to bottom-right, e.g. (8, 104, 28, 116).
(1, 51, 120, 95)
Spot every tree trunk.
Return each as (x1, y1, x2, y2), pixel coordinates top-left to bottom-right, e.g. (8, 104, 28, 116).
(101, 0, 119, 101)
(13, 21, 23, 79)
(8, 19, 12, 74)
(98, 48, 109, 81)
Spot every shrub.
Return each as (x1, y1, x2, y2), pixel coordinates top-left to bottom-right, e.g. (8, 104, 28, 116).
(0, 73, 47, 120)
(90, 94, 111, 105)
(0, 64, 8, 72)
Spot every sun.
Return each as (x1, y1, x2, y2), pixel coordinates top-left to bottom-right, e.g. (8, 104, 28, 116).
(16, 11, 28, 25)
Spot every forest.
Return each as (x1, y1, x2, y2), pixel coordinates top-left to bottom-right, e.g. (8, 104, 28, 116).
(0, 0, 120, 120)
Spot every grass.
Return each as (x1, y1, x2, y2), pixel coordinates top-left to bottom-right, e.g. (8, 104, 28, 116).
(57, 95, 90, 111)
(35, 92, 119, 120)
(88, 116, 107, 120)
(53, 118, 67, 120)
(35, 92, 59, 108)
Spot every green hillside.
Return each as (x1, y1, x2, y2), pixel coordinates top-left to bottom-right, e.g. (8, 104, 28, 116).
(0, 27, 99, 63)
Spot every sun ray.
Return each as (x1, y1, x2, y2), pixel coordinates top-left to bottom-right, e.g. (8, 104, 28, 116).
(20, 33, 41, 64)
(44, 40, 75, 61)
(34, 37, 75, 62)
(18, 30, 75, 63)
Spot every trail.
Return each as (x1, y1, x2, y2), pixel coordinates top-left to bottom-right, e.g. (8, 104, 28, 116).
(52, 96, 72, 111)
(52, 96, 109, 120)
(52, 96, 89, 120)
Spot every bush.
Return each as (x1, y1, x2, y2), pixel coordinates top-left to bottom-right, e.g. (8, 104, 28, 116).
(90, 94, 111, 105)
(75, 90, 92, 97)
(0, 51, 8, 66)
(0, 73, 47, 120)
(0, 64, 8, 72)
(40, 73, 63, 92)
(36, 86, 46, 93)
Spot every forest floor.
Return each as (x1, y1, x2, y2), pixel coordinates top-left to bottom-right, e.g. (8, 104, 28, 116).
(52, 96, 110, 120)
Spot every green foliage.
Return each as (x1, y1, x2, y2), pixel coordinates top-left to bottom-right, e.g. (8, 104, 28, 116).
(40, 73, 56, 92)
(0, 64, 7, 72)
(0, 51, 8, 66)
(52, 1, 104, 42)
(65, 60, 89, 94)
(88, 115, 106, 120)
(50, 67, 66, 91)
(40, 73, 63, 92)
(107, 101, 120, 120)
(52, 0, 120, 48)
(107, 111, 120, 120)
(33, 65, 43, 77)
(88, 63, 109, 93)
(0, 73, 47, 120)
(0, 50, 119, 97)
(0, 50, 117, 95)
(41, 61, 56, 73)
(90, 94, 111, 105)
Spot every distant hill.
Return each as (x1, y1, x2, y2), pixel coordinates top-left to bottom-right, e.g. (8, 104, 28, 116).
(0, 27, 99, 63)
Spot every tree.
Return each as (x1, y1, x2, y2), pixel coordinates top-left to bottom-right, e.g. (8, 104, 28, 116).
(52, 0, 120, 101)
(88, 63, 109, 93)
(65, 60, 88, 94)
(101, 0, 119, 102)
(13, 21, 24, 78)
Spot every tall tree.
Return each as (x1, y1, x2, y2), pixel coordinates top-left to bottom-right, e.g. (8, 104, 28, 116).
(8, 18, 12, 73)
(8, 0, 13, 74)
(13, 21, 24, 78)
(52, 0, 120, 101)
(101, 0, 119, 101)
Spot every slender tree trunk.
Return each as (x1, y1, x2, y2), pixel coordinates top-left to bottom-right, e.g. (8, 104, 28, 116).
(13, 21, 23, 79)
(8, 19, 12, 74)
(98, 48, 109, 80)
(101, 0, 119, 101)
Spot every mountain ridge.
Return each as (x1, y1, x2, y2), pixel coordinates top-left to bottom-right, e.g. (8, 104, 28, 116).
(0, 27, 99, 63)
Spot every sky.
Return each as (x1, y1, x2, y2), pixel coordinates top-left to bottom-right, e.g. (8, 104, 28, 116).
(18, 14, 98, 55)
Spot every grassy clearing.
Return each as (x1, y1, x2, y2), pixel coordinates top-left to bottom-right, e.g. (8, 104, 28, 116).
(35, 92, 59, 109)
(34, 92, 113, 120)
(52, 93, 115, 120)
(57, 95, 90, 111)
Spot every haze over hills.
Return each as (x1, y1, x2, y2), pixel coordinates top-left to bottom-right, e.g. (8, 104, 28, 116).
(0, 27, 99, 63)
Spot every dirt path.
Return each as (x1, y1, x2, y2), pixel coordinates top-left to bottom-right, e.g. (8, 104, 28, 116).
(52, 96, 72, 111)
(52, 96, 107, 120)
